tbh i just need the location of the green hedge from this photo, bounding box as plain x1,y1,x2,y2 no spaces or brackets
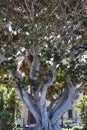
72,126,87,130
72,126,82,130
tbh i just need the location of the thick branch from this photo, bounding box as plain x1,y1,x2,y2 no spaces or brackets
15,87,41,124
22,89,41,122
7,69,41,123
50,88,68,116
40,63,57,109
0,55,7,63
43,62,57,88
47,96,59,116
76,82,87,94
30,54,40,79
51,76,76,123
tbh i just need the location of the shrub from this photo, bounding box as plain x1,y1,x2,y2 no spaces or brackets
65,120,72,125
82,126,87,130
0,87,21,130
77,95,87,127
72,126,82,130
73,126,87,130
0,110,15,130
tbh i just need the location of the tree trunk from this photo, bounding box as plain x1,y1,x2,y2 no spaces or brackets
14,76,86,130
35,119,61,130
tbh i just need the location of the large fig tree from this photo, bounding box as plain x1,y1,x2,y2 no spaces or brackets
0,0,87,130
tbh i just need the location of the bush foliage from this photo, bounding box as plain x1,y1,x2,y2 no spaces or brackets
73,126,87,130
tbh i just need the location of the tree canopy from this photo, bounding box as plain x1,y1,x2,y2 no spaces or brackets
0,0,87,130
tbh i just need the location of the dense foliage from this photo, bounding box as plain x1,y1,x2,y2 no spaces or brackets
0,87,21,130
0,0,87,96
77,95,87,128
73,126,87,130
